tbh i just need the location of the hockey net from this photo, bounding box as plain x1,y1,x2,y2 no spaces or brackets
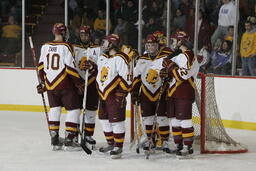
130,73,248,154
192,73,247,153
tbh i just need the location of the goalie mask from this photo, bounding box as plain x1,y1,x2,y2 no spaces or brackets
145,34,159,55
52,23,67,37
101,34,120,52
170,31,190,50
79,25,91,44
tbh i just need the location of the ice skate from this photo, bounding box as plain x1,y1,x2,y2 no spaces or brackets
110,147,123,159
176,145,193,159
63,133,82,152
85,136,96,150
162,140,174,154
50,131,63,151
99,144,114,153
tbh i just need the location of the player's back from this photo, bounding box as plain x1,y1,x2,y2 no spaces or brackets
39,41,78,90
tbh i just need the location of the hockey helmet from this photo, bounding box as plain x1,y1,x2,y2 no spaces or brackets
101,34,120,52
145,34,159,55
52,23,67,35
170,31,190,50
80,25,91,34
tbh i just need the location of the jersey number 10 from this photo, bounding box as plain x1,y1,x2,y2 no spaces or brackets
46,53,60,70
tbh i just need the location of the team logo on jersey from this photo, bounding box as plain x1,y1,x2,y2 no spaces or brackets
78,56,87,70
100,66,109,85
146,69,159,88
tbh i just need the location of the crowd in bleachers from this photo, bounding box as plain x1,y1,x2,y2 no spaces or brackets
0,0,48,65
1,0,256,76
66,0,256,76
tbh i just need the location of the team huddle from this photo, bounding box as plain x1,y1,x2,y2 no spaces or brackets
36,23,199,159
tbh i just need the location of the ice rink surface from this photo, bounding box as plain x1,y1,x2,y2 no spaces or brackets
0,111,255,171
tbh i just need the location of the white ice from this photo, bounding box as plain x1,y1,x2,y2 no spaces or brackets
0,111,255,171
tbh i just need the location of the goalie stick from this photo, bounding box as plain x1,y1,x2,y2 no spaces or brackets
80,69,92,155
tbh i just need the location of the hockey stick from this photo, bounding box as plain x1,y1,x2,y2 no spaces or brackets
80,69,92,154
146,80,167,159
28,36,51,136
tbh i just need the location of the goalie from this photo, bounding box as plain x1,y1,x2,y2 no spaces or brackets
131,34,173,154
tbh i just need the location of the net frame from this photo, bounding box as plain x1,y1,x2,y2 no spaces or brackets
195,73,248,154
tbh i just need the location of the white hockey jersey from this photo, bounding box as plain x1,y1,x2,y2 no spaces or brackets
38,41,81,90
73,44,101,85
167,50,200,99
96,52,131,100
133,47,172,101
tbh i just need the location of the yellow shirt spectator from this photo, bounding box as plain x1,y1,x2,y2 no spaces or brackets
240,31,256,58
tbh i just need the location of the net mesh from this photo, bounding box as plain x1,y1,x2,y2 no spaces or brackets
192,74,248,153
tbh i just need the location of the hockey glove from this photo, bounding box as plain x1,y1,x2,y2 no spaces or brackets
36,83,46,94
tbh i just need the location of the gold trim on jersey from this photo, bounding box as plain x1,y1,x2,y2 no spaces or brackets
97,78,121,100
120,77,131,91
114,138,124,143
131,77,141,89
38,64,44,71
168,79,182,97
45,72,67,90
88,76,96,85
66,67,80,78
141,84,160,102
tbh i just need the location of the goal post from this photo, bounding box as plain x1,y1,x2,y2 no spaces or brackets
130,73,248,154
193,73,248,154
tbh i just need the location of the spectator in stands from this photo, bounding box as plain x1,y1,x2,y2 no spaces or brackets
68,15,81,44
81,8,95,28
185,8,211,50
119,0,138,23
0,16,21,56
211,0,236,49
113,17,127,45
0,0,11,16
224,25,234,42
240,20,256,76
142,17,162,39
209,40,232,75
172,8,186,32
93,9,111,38
142,0,163,25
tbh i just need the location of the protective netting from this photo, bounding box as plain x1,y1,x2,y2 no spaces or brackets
192,74,248,153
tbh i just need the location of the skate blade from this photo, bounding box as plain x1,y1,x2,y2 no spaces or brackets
52,145,63,151
176,154,193,160
63,146,83,152
111,154,122,159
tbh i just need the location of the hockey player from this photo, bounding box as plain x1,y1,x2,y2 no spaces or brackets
131,34,173,154
95,34,131,159
159,31,200,157
36,23,84,151
73,25,101,148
